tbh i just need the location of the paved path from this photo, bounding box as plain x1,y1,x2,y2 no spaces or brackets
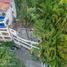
17,28,41,42
15,47,42,67
17,28,33,40
17,28,29,40
15,28,42,67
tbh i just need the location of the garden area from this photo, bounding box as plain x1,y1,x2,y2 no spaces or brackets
15,0,67,67
0,41,26,67
0,0,67,67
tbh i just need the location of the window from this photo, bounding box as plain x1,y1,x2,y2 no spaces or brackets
2,13,6,16
0,12,5,16
0,16,5,22
0,23,5,28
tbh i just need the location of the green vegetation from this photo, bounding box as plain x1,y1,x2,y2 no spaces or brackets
0,41,25,67
16,0,67,67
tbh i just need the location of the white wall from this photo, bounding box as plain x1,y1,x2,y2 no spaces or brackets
11,0,17,18
5,7,13,26
0,0,17,26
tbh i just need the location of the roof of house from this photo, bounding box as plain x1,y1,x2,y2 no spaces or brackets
0,0,11,3
0,0,11,11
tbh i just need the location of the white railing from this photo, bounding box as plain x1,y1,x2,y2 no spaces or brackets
0,28,12,41
9,28,39,50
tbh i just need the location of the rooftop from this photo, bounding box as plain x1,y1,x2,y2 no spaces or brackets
0,0,11,11
0,0,11,3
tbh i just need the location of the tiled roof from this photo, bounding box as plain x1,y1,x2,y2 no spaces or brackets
0,0,11,3
0,0,11,11
0,2,10,11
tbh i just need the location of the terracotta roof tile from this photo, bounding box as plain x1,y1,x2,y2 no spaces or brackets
0,0,11,3
0,0,11,11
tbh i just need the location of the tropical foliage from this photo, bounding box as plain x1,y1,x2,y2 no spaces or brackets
0,41,25,67
16,0,67,67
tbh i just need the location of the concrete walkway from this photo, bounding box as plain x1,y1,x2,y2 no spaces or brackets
15,47,42,67
14,28,42,67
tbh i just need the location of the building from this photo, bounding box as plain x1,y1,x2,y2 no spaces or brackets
0,0,16,41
